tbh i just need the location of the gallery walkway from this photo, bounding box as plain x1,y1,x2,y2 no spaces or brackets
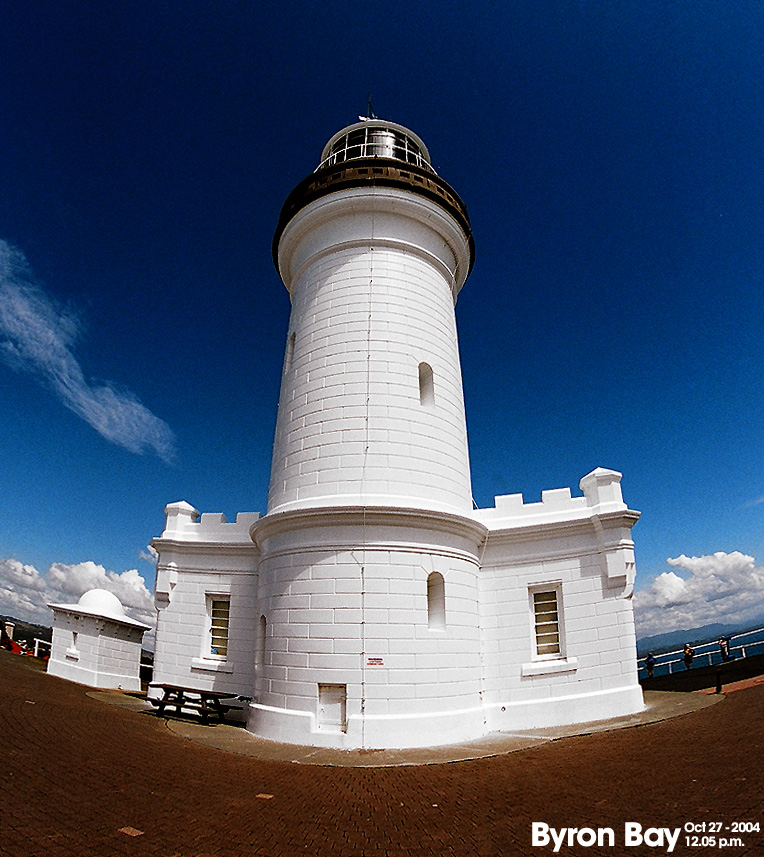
2,649,763,856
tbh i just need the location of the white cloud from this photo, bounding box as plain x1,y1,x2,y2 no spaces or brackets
0,239,176,461
139,544,158,564
0,556,155,631
634,551,764,637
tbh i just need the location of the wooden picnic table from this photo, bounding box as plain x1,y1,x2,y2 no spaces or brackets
149,683,237,724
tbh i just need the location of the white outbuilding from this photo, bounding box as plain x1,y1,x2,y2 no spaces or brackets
48,588,149,691
150,118,644,748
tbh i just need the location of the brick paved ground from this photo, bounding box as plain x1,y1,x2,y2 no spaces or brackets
2,649,763,856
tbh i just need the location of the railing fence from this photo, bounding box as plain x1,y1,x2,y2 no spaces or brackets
638,626,764,678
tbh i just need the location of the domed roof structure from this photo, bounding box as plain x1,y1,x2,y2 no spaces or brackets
77,588,126,619
48,587,150,629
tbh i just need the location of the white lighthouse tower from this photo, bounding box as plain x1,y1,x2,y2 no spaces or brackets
266,120,474,517
150,116,644,752
248,120,487,747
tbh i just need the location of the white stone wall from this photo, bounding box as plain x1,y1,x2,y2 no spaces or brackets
151,476,643,745
476,469,643,730
249,508,485,748
95,621,145,683
48,612,144,691
152,571,259,698
151,504,260,710
269,188,473,517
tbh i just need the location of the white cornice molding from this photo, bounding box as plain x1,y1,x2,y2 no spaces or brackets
48,603,151,631
151,535,260,554
480,507,639,543
277,187,471,300
252,504,488,548
261,540,482,567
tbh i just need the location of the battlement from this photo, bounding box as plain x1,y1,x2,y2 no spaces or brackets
158,501,260,545
476,468,638,587
475,468,629,530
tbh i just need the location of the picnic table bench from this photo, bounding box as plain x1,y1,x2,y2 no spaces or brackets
149,683,237,724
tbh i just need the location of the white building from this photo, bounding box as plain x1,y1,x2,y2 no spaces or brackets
48,589,149,691
151,119,643,748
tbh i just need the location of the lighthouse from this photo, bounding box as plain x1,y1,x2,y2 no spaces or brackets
248,119,487,747
267,119,474,516
150,116,644,752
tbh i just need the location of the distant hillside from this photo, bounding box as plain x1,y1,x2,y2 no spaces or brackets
637,617,764,656
1,614,52,646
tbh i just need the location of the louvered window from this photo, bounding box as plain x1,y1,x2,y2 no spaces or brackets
533,591,561,657
208,596,230,658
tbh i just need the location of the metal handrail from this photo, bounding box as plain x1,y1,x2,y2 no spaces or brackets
316,145,433,173
638,625,764,677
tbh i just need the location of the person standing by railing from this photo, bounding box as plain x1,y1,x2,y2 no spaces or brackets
718,636,732,662
683,643,695,669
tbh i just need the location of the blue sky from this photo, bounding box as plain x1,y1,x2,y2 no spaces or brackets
2,0,764,637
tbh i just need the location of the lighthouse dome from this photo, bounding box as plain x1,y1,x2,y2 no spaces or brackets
317,119,434,173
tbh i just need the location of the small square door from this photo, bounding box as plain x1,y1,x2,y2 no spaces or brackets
317,684,347,732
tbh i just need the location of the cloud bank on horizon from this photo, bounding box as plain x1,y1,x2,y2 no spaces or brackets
0,556,155,630
0,239,175,462
634,551,764,638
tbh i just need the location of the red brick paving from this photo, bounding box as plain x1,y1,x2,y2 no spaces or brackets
699,673,764,695
2,649,763,856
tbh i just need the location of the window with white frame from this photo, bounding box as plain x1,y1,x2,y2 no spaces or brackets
532,589,561,658
206,595,230,659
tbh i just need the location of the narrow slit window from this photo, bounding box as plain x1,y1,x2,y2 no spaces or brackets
427,572,446,631
533,591,561,657
257,614,267,669
418,362,434,406
66,630,79,659
284,331,296,373
207,596,230,658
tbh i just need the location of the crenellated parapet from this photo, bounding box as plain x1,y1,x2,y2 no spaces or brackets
477,467,630,524
475,468,639,589
152,501,261,600
158,500,260,544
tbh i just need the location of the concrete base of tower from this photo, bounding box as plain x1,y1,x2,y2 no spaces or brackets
246,684,643,749
245,700,487,750
484,683,645,733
